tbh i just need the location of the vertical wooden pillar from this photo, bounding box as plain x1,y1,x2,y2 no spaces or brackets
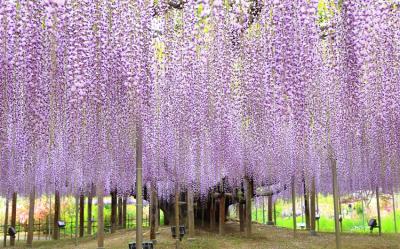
245,178,252,237
304,180,310,230
392,192,397,233
150,184,157,241
135,122,143,249
27,188,35,247
79,195,85,237
123,196,127,229
239,201,245,232
310,177,316,235
75,195,79,246
376,186,382,236
3,197,9,247
262,196,265,224
53,191,60,240
291,177,297,237
187,188,195,239
174,185,180,249
87,189,93,235
331,156,341,249
10,193,17,246
210,196,215,230
219,194,225,235
267,195,274,225
274,202,277,226
111,191,117,233
97,185,105,249
118,196,123,228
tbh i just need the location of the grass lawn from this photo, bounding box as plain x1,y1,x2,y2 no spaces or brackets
3,222,400,249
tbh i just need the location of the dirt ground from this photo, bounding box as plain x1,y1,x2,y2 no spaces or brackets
4,221,400,249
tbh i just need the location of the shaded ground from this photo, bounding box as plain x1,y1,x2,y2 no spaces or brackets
3,221,400,249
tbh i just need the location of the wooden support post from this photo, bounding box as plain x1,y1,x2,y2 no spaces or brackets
267,195,274,225
331,156,341,249
79,194,84,237
123,196,127,229
291,177,297,237
111,191,117,233
97,185,105,249
27,188,35,247
262,196,265,224
316,192,320,232
219,194,225,235
175,184,180,249
239,201,245,232
75,195,79,246
3,197,9,247
310,177,317,235
304,180,310,230
88,188,93,235
210,196,215,231
245,178,252,237
376,186,382,236
392,192,397,233
118,196,123,228
150,184,157,241
187,188,195,239
136,122,143,249
274,202,277,226
53,191,60,240
10,193,17,246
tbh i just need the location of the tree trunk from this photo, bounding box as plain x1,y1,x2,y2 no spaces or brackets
3,197,9,248
310,177,317,235
219,194,225,235
304,180,310,230
87,188,93,235
376,186,382,236
135,122,143,249
118,196,123,228
187,188,195,239
210,196,215,230
27,189,35,247
79,194,84,237
331,156,341,249
111,191,117,233
267,195,274,225
150,184,157,241
245,178,252,237
239,202,245,232
53,191,60,240
10,193,17,246
123,196,127,229
174,185,180,249
291,177,297,237
97,185,105,249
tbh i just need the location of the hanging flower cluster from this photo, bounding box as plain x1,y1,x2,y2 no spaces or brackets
0,0,399,200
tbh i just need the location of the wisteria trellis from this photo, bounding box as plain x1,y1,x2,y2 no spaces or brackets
0,0,399,200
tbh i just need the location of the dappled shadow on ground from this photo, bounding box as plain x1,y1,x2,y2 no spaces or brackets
3,222,400,249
